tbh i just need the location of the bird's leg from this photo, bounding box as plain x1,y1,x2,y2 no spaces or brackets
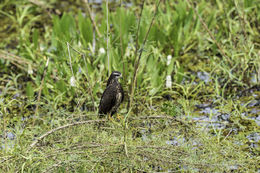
108,113,121,126
109,113,118,123
108,113,113,121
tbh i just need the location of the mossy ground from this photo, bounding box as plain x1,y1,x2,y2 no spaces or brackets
0,0,259,172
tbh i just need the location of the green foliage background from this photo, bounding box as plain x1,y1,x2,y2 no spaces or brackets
0,0,259,172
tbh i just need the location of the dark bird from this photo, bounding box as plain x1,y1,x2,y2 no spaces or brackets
98,71,124,118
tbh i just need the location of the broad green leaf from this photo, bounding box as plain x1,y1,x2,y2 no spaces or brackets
78,12,93,46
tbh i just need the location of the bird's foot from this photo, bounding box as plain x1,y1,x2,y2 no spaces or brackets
108,115,122,127
116,114,123,121
108,114,114,121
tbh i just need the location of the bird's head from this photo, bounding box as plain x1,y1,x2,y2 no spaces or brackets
111,71,122,79
107,71,122,86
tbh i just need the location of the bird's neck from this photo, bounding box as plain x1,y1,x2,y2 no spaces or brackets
107,78,118,86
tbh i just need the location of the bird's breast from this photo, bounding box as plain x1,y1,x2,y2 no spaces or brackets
116,92,122,103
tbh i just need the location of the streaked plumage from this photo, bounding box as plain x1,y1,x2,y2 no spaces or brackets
98,71,124,117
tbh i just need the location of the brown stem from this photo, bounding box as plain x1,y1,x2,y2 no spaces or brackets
83,0,101,38
35,57,50,116
127,0,145,111
30,119,107,148
128,0,162,112
186,0,231,64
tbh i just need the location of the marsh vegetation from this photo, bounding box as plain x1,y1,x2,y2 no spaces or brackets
0,0,259,172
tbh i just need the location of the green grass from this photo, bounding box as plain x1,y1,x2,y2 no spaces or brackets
0,0,260,172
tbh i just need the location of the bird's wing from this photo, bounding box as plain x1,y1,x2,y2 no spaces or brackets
98,84,117,115
120,84,124,103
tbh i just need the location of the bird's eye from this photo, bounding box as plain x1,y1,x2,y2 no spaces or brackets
111,71,122,78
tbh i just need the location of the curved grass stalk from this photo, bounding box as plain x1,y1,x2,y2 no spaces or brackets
29,119,107,148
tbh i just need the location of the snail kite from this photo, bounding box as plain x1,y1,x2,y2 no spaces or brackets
98,71,124,117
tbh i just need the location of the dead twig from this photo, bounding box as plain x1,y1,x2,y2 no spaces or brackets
128,0,162,111
30,119,107,148
127,0,145,111
129,115,191,127
0,50,35,71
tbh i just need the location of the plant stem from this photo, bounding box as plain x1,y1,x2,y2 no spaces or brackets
29,119,107,148
106,0,110,75
83,0,101,37
35,57,49,117
186,0,231,64
127,0,145,111
128,0,162,112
